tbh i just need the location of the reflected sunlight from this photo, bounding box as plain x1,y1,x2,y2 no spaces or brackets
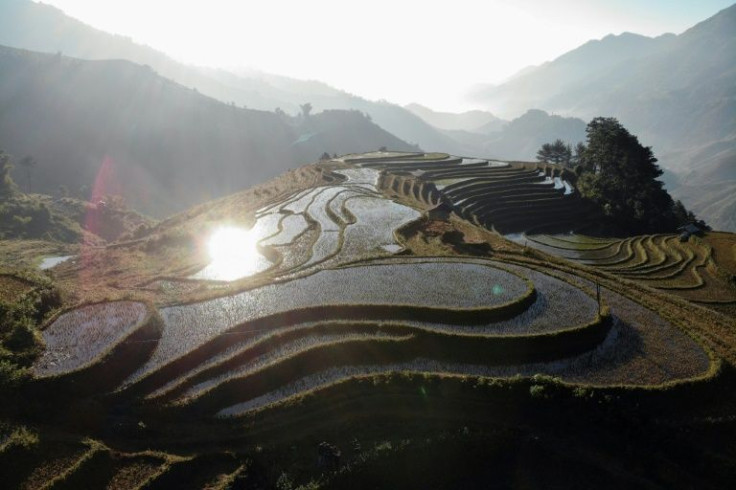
192,225,273,281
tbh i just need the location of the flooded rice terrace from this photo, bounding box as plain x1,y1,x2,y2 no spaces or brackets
189,165,421,281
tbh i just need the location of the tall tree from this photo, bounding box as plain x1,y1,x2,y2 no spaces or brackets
0,150,18,198
18,156,37,194
536,139,572,165
576,117,686,232
536,143,553,163
571,142,586,166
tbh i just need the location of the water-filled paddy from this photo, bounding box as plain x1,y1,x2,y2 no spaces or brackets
260,214,309,246
332,167,381,186
39,255,74,270
34,301,147,376
128,261,529,383
338,196,420,259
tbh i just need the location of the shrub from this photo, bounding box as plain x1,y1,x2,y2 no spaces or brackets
4,320,36,351
0,425,39,452
529,384,546,398
0,360,31,392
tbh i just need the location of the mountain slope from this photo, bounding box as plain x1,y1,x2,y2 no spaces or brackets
481,110,586,161
0,46,415,216
0,0,462,155
1,152,734,488
470,4,736,230
470,32,675,120
470,4,736,154
404,103,505,133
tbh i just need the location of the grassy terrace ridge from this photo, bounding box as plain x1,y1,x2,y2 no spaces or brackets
520,230,736,311
1,151,735,488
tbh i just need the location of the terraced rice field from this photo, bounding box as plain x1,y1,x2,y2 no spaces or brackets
34,301,149,377
12,152,735,487
187,165,421,282
514,232,736,310
353,153,591,233
42,248,710,424
30,152,724,416
0,434,240,490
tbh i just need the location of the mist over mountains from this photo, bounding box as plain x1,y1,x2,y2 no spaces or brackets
0,45,414,216
0,0,462,155
0,0,734,229
469,3,736,230
470,6,736,157
404,104,505,133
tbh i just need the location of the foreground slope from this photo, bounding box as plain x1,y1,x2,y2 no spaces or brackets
1,153,735,488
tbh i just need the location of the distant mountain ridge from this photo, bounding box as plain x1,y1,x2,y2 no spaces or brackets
2,0,734,230
469,32,676,120
471,4,736,159
0,45,415,216
479,110,586,161
470,3,736,231
0,0,462,155
404,104,505,133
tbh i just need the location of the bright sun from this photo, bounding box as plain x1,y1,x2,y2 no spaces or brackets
208,226,257,263
193,225,272,281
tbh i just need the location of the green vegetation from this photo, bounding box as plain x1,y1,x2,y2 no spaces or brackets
536,138,572,165
575,117,693,233
535,118,699,234
0,194,78,242
0,149,18,198
0,149,153,243
0,273,61,393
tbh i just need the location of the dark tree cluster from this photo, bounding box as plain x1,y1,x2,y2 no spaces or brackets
536,140,588,168
536,139,572,166
534,118,699,233
0,150,20,198
574,117,696,233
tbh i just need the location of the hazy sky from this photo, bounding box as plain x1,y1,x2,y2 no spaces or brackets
35,0,734,111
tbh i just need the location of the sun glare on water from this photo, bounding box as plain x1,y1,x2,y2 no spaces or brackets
192,225,272,281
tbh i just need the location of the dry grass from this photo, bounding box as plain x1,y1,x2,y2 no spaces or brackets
0,240,76,272
704,232,736,274
105,455,167,490
19,443,90,490
0,274,35,303
518,231,736,309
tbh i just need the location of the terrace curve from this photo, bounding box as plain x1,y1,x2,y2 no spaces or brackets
34,301,148,377
126,260,535,388
348,153,592,233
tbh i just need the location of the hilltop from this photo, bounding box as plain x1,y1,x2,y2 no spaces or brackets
0,152,734,488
